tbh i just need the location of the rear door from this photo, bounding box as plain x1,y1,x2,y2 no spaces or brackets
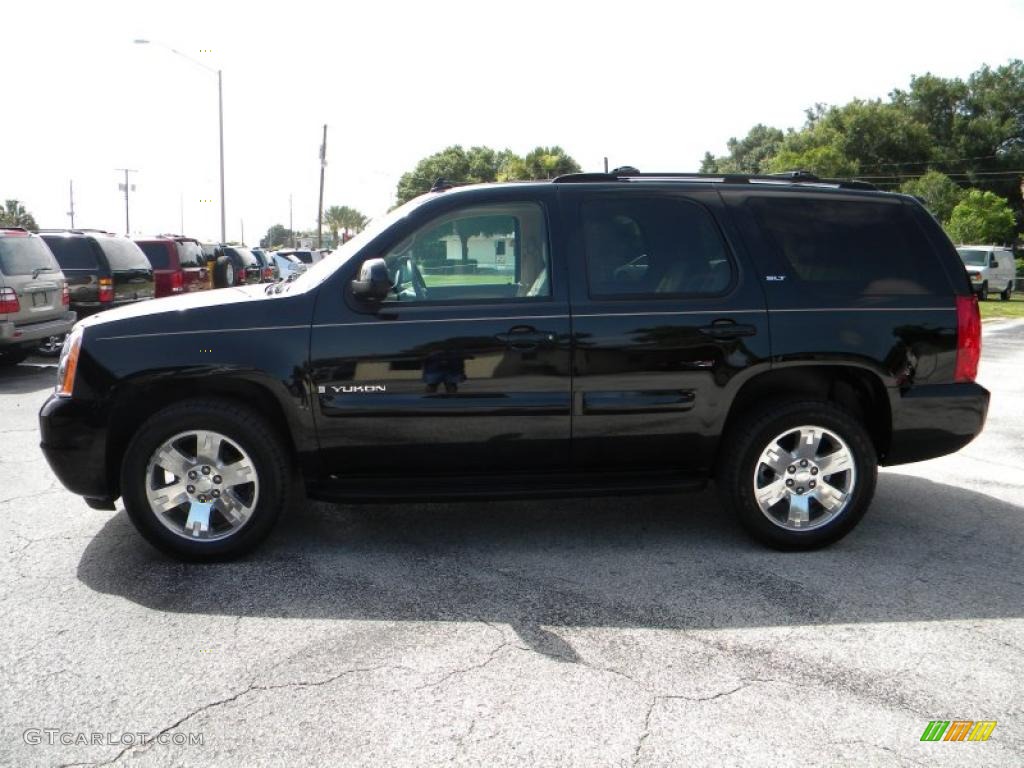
41,235,101,307
310,191,572,475
96,237,155,304
565,187,771,472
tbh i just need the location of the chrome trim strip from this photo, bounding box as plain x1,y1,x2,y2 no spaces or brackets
771,307,953,313
314,314,569,328
96,325,309,341
572,309,765,319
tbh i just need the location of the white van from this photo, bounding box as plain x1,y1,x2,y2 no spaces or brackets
957,245,1015,301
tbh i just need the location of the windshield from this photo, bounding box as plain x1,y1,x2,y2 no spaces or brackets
287,196,434,292
0,235,58,276
957,249,990,267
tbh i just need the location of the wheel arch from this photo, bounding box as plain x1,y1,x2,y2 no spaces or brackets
716,364,892,470
104,373,306,499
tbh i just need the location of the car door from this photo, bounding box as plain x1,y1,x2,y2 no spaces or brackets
309,190,572,476
564,187,771,473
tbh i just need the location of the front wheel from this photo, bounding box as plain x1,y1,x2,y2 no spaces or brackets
37,334,66,357
979,282,989,301
120,399,291,560
717,401,877,550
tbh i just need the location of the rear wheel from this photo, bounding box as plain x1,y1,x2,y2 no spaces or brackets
1000,282,1012,301
717,400,877,550
120,399,291,560
37,334,66,357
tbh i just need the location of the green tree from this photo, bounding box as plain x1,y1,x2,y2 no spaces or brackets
700,124,785,174
261,224,293,249
945,190,1017,244
900,171,965,222
1,200,37,230
324,205,368,245
395,145,581,204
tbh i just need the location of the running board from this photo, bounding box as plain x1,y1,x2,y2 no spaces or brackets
306,471,706,503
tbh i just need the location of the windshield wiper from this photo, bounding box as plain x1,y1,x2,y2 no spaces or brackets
32,266,55,278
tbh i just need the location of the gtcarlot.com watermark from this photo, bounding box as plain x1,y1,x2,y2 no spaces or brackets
24,728,204,747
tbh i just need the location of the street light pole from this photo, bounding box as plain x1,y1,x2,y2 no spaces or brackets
134,39,226,243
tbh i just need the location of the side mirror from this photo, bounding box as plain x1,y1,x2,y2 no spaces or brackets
351,258,391,300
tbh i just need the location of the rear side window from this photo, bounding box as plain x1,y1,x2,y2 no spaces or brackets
42,236,100,270
175,241,203,269
0,236,58,276
136,241,173,270
582,196,733,298
97,238,151,271
747,196,948,296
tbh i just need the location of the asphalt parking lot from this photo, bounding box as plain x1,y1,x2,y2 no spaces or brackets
1,323,1023,767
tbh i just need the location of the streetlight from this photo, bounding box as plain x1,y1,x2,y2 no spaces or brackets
134,39,226,243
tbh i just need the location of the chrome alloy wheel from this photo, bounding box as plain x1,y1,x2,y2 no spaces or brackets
752,425,856,531
144,430,259,541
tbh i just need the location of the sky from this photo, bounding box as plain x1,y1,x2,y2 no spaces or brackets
4,0,1024,244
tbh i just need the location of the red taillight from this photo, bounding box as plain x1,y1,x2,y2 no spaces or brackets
0,287,19,314
62,283,70,307
263,267,274,280
955,294,981,382
98,277,114,303
170,271,184,293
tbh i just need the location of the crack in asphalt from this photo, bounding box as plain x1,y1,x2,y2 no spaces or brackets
64,665,392,767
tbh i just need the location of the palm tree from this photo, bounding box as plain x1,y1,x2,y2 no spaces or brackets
324,205,368,246
1,200,38,230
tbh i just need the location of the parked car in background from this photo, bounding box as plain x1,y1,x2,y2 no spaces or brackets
271,251,307,281
250,247,279,282
0,228,75,365
276,248,319,267
134,235,211,298
220,246,262,285
40,230,153,329
957,245,1015,300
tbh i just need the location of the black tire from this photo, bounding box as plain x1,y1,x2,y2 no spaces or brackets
213,255,236,288
0,348,30,366
37,334,66,357
1000,283,1012,301
979,282,989,301
716,400,878,550
119,398,291,561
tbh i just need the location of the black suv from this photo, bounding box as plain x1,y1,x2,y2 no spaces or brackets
38,171,988,560
39,230,155,319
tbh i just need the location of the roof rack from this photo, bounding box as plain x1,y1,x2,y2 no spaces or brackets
552,168,877,191
36,228,118,235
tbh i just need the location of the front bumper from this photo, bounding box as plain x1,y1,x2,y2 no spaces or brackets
39,394,114,500
883,381,990,465
0,312,76,346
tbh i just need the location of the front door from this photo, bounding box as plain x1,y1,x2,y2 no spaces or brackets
310,194,572,476
564,188,771,473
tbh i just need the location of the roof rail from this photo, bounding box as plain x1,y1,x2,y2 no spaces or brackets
552,168,877,191
36,227,117,235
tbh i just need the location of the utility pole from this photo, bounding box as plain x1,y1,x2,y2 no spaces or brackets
289,194,294,247
67,180,76,228
116,169,138,235
603,157,609,173
240,219,245,246
317,124,327,249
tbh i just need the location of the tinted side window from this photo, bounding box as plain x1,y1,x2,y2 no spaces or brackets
41,236,100,270
582,196,732,298
747,196,949,296
97,238,151,271
175,241,203,268
137,241,172,270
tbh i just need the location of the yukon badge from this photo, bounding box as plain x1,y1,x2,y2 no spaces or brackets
318,384,387,394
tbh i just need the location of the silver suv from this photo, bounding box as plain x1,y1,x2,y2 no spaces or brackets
0,228,76,366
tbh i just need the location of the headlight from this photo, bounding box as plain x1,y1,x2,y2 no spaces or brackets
55,326,83,397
